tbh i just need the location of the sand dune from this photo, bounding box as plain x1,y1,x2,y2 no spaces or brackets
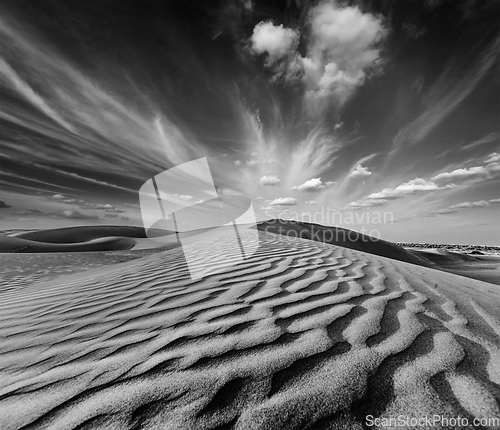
1,230,499,429
0,233,137,253
11,226,171,243
0,226,176,254
258,220,434,268
413,249,500,286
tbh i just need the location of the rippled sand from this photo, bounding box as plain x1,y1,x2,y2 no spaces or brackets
1,231,499,429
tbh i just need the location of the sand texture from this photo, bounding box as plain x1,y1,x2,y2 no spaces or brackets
1,231,500,429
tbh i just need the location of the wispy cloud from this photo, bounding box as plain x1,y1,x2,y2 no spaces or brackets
1,153,138,194
351,150,500,211
448,200,490,209
283,127,342,187
0,11,205,180
390,34,500,156
0,59,76,133
431,152,500,186
348,178,448,209
462,132,499,151
15,208,100,221
407,197,500,220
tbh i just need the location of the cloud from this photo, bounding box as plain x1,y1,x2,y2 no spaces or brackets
175,194,193,201
413,197,500,218
485,152,500,164
351,177,449,209
390,34,500,154
120,216,130,221
402,22,427,39
352,153,500,214
291,178,325,192
393,178,441,192
15,207,100,221
0,200,11,209
250,21,300,65
284,127,342,186
0,58,76,133
430,153,500,186
246,157,278,166
104,208,126,214
303,1,387,108
155,192,193,204
259,175,281,186
268,197,298,206
435,208,458,215
248,1,387,109
250,21,303,83
241,0,253,11
462,132,499,151
446,198,500,211
52,210,100,220
104,214,119,218
367,188,406,200
432,166,489,185
0,13,207,186
367,178,442,201
305,200,319,205
348,164,372,179
39,164,137,194
346,199,387,210
16,209,43,216
448,200,490,209
411,75,425,95
51,194,66,200
0,154,138,194
75,202,126,214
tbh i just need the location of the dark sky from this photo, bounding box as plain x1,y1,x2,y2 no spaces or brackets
0,0,499,243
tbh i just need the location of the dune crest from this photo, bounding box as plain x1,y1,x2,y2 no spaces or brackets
0,232,499,429
12,226,170,243
0,233,137,253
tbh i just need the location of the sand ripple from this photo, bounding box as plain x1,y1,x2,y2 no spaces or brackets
0,232,499,429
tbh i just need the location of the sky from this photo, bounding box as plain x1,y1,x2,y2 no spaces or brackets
0,0,499,244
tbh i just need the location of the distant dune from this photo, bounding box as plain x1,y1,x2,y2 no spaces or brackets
2,222,498,287
258,220,433,267
0,233,137,253
0,226,175,253
413,249,500,286
12,225,171,243
0,229,499,429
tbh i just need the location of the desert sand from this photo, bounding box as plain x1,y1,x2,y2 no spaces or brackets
0,225,500,429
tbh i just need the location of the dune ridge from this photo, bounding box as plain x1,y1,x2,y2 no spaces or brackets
0,231,499,429
11,226,171,243
0,226,176,254
0,233,137,253
257,220,434,268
